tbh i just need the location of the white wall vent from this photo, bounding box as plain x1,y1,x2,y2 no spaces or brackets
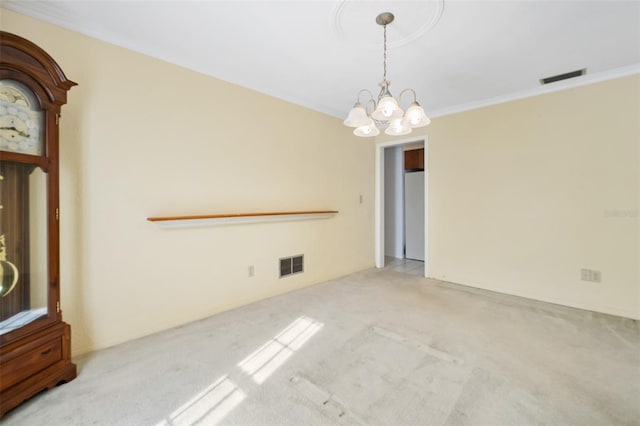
280,255,304,278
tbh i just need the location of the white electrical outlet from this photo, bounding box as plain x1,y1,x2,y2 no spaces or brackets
581,268,601,283
248,265,254,277
581,269,590,281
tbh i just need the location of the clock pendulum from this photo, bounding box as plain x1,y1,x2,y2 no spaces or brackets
0,174,19,297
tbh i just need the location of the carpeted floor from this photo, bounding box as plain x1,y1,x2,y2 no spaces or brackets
3,268,639,425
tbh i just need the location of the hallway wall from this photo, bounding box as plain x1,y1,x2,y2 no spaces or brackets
384,146,405,259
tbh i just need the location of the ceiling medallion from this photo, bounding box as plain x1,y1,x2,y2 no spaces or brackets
331,0,444,50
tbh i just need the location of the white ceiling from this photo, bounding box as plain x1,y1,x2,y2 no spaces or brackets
3,0,640,119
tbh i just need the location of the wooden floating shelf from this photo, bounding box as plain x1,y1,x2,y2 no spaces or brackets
147,210,339,229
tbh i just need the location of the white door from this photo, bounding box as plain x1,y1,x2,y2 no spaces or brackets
405,171,425,261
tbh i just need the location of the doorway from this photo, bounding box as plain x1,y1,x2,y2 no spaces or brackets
375,136,428,277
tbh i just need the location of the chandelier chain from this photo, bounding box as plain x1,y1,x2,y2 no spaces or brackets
383,24,387,82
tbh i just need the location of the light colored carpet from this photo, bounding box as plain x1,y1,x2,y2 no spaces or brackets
3,268,639,425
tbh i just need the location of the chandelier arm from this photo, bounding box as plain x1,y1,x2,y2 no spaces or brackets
356,89,374,104
398,88,417,108
377,84,387,101
365,98,377,115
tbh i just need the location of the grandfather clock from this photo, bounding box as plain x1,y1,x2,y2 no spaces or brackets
0,31,77,417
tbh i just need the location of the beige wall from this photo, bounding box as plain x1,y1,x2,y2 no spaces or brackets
1,10,375,355
381,75,640,319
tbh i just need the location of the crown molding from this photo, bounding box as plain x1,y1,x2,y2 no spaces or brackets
428,64,640,118
3,2,74,32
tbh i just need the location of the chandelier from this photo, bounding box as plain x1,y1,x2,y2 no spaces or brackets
343,12,431,137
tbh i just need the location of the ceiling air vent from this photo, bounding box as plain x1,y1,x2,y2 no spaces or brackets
540,69,586,85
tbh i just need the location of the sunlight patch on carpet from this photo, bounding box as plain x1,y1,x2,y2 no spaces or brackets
156,375,246,426
238,316,323,384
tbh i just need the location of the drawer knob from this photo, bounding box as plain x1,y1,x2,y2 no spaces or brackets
41,349,52,355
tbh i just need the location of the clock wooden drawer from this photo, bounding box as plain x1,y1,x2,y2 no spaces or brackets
0,336,62,392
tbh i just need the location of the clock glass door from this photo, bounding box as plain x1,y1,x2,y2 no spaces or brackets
0,79,49,335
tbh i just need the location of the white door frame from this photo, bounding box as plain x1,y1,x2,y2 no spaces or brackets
375,136,429,277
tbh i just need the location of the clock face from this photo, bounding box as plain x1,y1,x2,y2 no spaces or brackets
0,80,44,156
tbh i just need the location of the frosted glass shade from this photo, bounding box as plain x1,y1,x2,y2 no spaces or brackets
353,118,380,137
371,96,403,121
403,102,431,128
343,103,369,128
385,118,412,136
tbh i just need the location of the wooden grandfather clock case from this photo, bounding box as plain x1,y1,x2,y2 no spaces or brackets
0,31,77,417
